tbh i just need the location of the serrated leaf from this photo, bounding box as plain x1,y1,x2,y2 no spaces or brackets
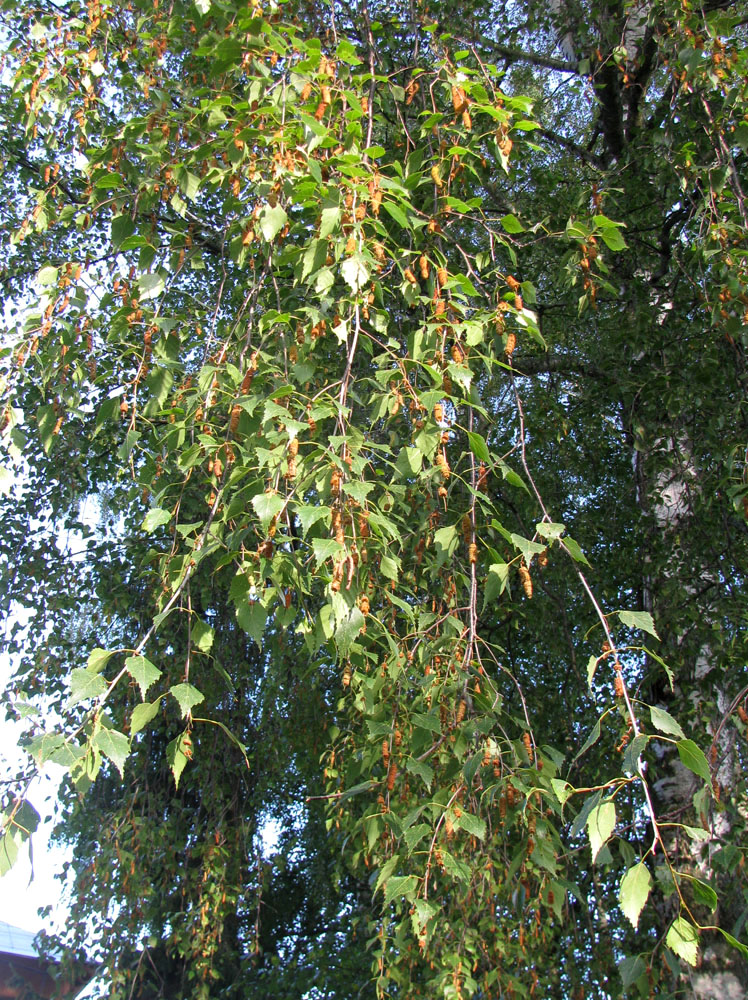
500,213,524,233
456,811,486,841
619,862,652,929
192,619,214,653
260,204,288,241
334,606,365,657
130,700,161,736
312,537,343,564
0,830,19,877
404,823,431,854
563,535,590,565
236,600,268,648
406,758,434,789
138,272,165,301
466,431,490,462
687,876,717,910
617,610,659,638
142,507,171,532
341,255,369,292
67,668,107,708
619,955,647,989
94,728,130,777
587,801,616,862
677,739,711,784
412,712,442,734
296,504,329,535
587,654,599,688
166,731,192,788
574,717,602,761
650,705,685,739
374,854,401,896
169,683,204,717
599,227,627,251
252,492,284,532
551,779,573,806
37,265,58,286
717,928,748,959
382,874,417,907
87,647,114,673
666,917,699,966
125,655,162,700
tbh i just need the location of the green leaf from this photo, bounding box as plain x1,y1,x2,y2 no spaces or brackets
37,265,58,286
716,928,748,960
252,492,285,532
598,227,627,251
383,873,418,907
535,522,565,540
341,255,369,292
574,717,601,761
562,535,590,565
650,706,685,739
169,683,204,717
0,829,19,877
404,823,431,854
619,862,652,929
677,739,711,784
125,655,162,700
296,504,329,536
618,955,647,990
381,200,411,229
617,610,659,638
666,917,699,967
395,446,422,477
236,600,268,647
87,647,114,673
67,668,107,708
551,779,573,807
138,272,165,301
142,507,171,532
500,213,524,233
166,731,192,788
94,728,130,777
334,606,365,657
192,619,214,652
586,654,599,688
130,700,161,736
466,431,490,462
260,204,288,241
433,524,459,564
456,811,486,841
411,712,442,734
686,875,717,910
586,801,616,862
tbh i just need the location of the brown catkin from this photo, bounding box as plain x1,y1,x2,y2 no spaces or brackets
419,255,430,280
518,562,533,598
505,331,517,359
230,404,241,434
614,672,625,698
437,266,448,287
404,267,418,285
456,698,467,724
342,664,352,687
434,401,444,423
387,761,397,791
522,732,533,763
468,542,478,564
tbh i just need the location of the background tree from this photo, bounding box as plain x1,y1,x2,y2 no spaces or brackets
1,0,747,997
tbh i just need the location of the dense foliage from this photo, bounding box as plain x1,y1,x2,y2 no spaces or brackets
1,0,747,996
